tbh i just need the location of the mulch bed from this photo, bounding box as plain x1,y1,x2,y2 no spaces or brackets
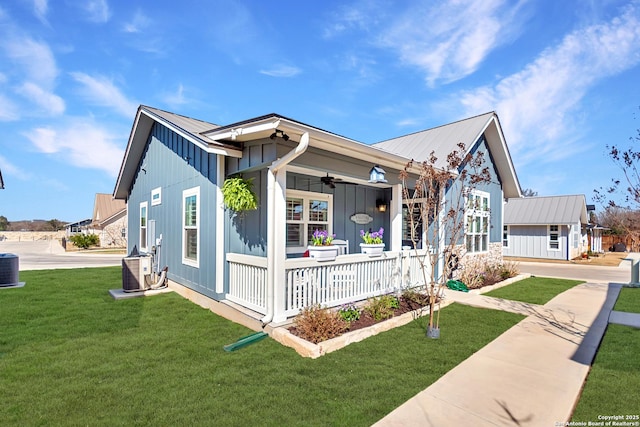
288,294,433,343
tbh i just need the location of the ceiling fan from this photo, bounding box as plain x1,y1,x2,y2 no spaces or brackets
320,173,356,189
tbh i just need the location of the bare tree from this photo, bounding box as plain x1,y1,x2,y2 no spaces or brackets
400,142,492,338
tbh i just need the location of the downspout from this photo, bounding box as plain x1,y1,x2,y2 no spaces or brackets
262,132,310,326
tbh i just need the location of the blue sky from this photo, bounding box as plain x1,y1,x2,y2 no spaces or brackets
1,0,640,222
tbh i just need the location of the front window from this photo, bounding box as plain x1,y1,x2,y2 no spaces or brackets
503,225,509,247
183,187,200,266
549,225,560,250
465,190,490,253
402,201,424,249
286,190,332,253
139,201,148,251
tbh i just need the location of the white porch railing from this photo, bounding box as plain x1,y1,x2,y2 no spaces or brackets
226,250,432,319
226,253,268,314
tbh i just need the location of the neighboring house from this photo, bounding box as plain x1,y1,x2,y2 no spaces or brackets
113,106,521,324
89,193,127,247
65,219,92,236
0,168,4,189
503,195,589,260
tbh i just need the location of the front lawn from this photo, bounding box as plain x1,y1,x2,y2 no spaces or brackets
483,276,583,305
571,324,640,421
1,267,524,426
613,287,640,313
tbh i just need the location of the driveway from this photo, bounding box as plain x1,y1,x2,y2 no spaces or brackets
0,240,123,271
517,259,631,284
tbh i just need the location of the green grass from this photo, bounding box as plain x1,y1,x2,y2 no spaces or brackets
483,276,583,305
0,267,525,426
571,324,640,421
613,287,640,313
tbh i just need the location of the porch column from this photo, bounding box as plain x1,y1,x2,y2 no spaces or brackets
215,155,225,294
390,183,403,251
272,167,288,323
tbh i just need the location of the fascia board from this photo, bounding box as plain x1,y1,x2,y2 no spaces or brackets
140,109,242,158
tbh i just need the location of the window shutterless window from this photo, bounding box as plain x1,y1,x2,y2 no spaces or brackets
503,225,509,247
286,190,332,253
182,187,200,267
139,201,148,251
465,190,490,253
549,224,560,250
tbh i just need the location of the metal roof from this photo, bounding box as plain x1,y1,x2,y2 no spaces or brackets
92,193,126,225
372,111,521,198
504,195,588,225
373,112,495,167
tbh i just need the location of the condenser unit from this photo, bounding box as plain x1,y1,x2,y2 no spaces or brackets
122,255,152,292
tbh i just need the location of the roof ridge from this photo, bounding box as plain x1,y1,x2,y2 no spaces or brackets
141,105,221,131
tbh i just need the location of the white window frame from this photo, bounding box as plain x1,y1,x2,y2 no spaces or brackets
503,224,509,248
465,190,490,253
548,224,560,251
286,189,333,254
139,201,148,252
182,186,200,267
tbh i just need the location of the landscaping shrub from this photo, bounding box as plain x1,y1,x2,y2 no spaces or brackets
363,294,399,321
293,305,348,344
69,233,100,249
338,303,360,323
458,257,520,289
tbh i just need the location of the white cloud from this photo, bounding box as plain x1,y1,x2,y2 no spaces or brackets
259,65,301,78
457,1,640,162
25,119,125,177
82,0,111,23
17,82,65,115
0,93,20,121
33,0,48,24
378,0,526,85
1,36,58,87
0,154,30,180
161,84,189,108
70,72,138,117
122,9,151,33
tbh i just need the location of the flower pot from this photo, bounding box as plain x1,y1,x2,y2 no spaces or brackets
307,245,338,262
360,243,385,257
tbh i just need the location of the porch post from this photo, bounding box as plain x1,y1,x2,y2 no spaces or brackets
391,183,403,252
272,166,288,323
215,155,225,294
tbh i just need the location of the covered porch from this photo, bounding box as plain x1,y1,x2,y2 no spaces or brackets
226,249,432,323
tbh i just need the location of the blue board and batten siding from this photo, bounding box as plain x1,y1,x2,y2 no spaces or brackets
127,123,221,299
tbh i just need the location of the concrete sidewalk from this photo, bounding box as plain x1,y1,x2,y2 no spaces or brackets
374,282,623,426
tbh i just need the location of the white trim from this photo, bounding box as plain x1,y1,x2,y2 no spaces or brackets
151,187,162,206
285,189,333,254
465,189,490,253
502,225,510,248
182,186,200,267
139,201,148,252
548,224,560,251
215,156,225,293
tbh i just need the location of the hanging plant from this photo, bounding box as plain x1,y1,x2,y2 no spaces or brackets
222,176,258,213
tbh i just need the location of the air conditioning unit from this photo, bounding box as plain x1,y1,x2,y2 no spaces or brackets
122,255,152,292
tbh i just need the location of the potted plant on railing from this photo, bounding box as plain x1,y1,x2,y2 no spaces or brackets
307,229,338,261
360,227,385,257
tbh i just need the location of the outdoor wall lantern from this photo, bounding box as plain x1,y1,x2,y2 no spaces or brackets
368,165,387,183
376,199,388,212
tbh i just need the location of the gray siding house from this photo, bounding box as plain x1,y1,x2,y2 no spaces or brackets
503,195,588,260
113,107,521,325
